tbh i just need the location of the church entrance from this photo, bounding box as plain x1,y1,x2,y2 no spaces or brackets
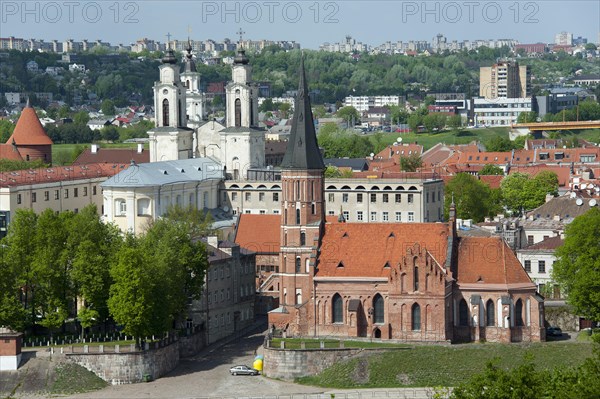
373,328,381,339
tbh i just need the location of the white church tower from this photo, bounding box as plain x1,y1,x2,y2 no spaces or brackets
180,40,206,130
219,47,265,180
147,47,194,162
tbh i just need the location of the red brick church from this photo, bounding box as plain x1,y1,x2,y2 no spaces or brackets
262,59,544,343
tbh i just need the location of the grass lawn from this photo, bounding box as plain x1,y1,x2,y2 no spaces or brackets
50,363,107,395
370,127,510,151
296,341,595,388
271,338,409,350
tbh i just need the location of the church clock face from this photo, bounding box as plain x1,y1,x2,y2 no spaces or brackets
163,89,168,95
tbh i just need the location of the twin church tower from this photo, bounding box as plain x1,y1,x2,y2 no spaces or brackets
148,42,265,179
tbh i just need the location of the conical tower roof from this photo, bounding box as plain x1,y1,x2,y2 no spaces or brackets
8,101,53,145
280,56,324,170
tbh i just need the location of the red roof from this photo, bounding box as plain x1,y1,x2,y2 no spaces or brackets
72,147,150,165
317,223,449,277
508,165,571,187
457,237,534,286
7,105,53,146
235,214,281,254
0,163,128,188
0,144,24,161
525,236,564,250
479,175,504,189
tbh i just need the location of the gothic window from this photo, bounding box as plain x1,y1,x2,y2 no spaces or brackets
162,99,169,126
311,203,316,215
459,299,469,326
295,257,301,273
515,299,524,326
373,294,384,324
413,261,419,292
486,299,495,326
296,208,300,225
411,303,421,331
332,294,343,323
300,232,306,246
235,98,241,127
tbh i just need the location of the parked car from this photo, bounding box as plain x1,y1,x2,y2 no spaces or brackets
229,365,259,376
546,326,563,337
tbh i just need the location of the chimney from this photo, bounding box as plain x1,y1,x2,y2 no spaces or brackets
137,143,143,153
207,235,218,249
91,144,99,154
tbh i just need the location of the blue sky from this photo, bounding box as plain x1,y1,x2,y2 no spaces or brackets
2,1,599,48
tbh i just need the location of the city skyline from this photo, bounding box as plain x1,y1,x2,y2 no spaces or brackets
2,1,599,49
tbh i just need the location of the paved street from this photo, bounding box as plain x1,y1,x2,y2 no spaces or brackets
62,331,439,399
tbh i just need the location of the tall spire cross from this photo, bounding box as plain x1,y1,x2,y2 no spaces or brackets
165,32,172,50
236,28,245,43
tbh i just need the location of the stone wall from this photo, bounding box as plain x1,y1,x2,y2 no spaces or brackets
179,331,205,358
263,345,362,380
67,342,179,385
545,303,580,331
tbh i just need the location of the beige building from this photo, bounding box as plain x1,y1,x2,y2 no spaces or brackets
480,61,531,99
222,177,445,223
0,164,126,238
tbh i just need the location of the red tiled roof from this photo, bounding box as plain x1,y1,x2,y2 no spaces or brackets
479,175,504,189
317,223,449,277
0,163,128,188
235,214,281,254
0,144,24,161
508,165,571,187
8,105,53,146
72,148,150,165
457,237,534,286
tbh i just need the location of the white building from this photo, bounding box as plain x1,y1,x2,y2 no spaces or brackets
100,158,223,235
516,236,563,298
343,96,403,112
473,97,533,126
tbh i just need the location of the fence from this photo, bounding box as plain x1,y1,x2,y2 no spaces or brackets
23,332,130,348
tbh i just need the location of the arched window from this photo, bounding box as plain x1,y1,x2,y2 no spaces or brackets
295,257,301,273
296,208,300,225
296,292,302,305
459,299,469,326
300,232,306,246
311,203,316,215
486,300,495,326
373,294,384,324
515,299,524,326
414,264,419,291
411,303,421,330
162,99,169,126
332,294,343,324
234,98,241,127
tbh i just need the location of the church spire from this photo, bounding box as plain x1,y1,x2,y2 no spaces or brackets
280,55,324,170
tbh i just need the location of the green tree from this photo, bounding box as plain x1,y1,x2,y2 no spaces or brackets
162,205,214,240
500,172,558,214
73,110,90,125
313,104,327,119
445,173,501,222
517,111,538,123
324,165,342,178
101,125,120,142
58,104,71,119
479,164,504,176
108,238,157,345
552,208,600,321
388,105,409,125
101,99,116,116
447,114,462,130
485,136,516,152
278,102,292,119
0,120,15,143
336,106,360,126
259,98,274,112
407,113,422,133
400,154,423,172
